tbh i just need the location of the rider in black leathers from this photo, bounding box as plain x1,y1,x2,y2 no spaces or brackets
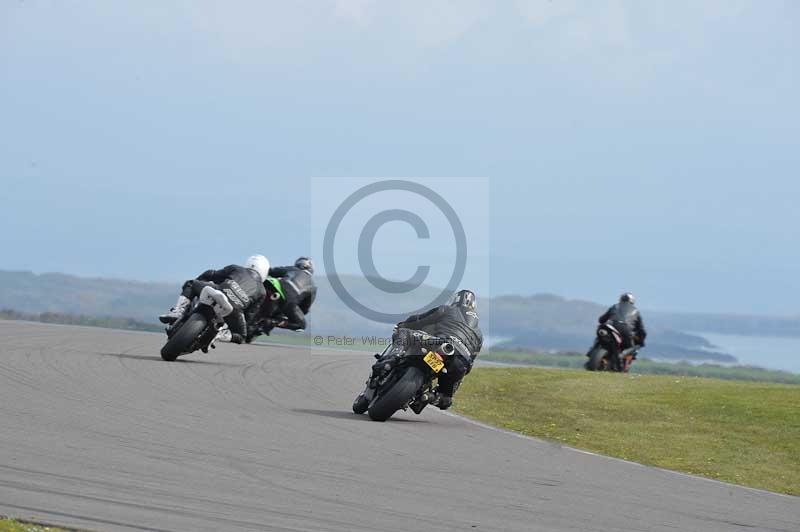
248,257,317,341
598,293,647,369
392,290,483,410
160,256,268,345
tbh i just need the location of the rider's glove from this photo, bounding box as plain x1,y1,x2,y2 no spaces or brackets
245,327,263,343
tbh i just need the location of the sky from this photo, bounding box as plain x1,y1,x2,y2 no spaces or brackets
1,1,798,315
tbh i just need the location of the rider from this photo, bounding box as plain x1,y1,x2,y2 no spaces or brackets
598,293,647,369
159,255,270,344
393,289,483,410
247,257,317,341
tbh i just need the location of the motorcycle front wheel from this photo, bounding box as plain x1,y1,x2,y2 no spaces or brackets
161,313,208,361
352,393,369,415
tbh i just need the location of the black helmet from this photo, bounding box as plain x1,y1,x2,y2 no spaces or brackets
448,289,477,311
295,257,314,274
620,293,636,304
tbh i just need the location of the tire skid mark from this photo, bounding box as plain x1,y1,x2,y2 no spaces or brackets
0,502,177,532
0,462,337,525
0,481,309,532
1,322,797,532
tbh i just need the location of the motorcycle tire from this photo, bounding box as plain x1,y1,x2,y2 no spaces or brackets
161,313,208,361
586,346,608,371
352,394,369,415
368,366,425,422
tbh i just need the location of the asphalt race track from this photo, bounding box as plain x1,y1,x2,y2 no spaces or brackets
0,322,797,532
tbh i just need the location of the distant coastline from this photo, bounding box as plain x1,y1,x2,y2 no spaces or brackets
3,269,800,370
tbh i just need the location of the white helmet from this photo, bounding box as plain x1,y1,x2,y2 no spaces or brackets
245,255,270,283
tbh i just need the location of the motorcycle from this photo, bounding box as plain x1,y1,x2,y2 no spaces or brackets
160,285,232,361
585,322,639,372
352,328,459,422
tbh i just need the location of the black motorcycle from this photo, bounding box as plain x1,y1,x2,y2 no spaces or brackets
585,322,639,372
160,286,230,361
352,329,458,422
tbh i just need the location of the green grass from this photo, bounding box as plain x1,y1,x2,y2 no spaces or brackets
484,350,800,384
454,367,800,495
0,309,162,333
0,518,71,532
260,339,800,385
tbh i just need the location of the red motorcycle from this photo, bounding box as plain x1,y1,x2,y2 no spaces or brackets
585,323,639,372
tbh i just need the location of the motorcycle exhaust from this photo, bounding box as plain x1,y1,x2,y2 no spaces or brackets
440,342,455,356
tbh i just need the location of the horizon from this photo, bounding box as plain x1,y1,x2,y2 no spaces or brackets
4,267,799,320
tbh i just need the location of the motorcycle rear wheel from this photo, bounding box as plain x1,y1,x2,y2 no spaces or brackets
161,313,208,361
368,366,425,422
586,346,608,371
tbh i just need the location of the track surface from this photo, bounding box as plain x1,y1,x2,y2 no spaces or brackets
0,322,797,532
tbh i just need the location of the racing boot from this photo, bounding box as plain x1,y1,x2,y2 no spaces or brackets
411,389,437,414
436,394,453,410
159,295,190,324
215,325,233,343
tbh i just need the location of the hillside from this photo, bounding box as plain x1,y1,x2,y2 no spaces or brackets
487,294,735,361
0,270,174,321
3,269,798,363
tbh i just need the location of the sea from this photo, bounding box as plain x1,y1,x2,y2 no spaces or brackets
483,333,800,374
693,332,800,374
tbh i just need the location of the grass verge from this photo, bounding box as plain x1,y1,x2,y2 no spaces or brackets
0,309,161,333
453,367,800,495
484,350,800,384
0,518,71,532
